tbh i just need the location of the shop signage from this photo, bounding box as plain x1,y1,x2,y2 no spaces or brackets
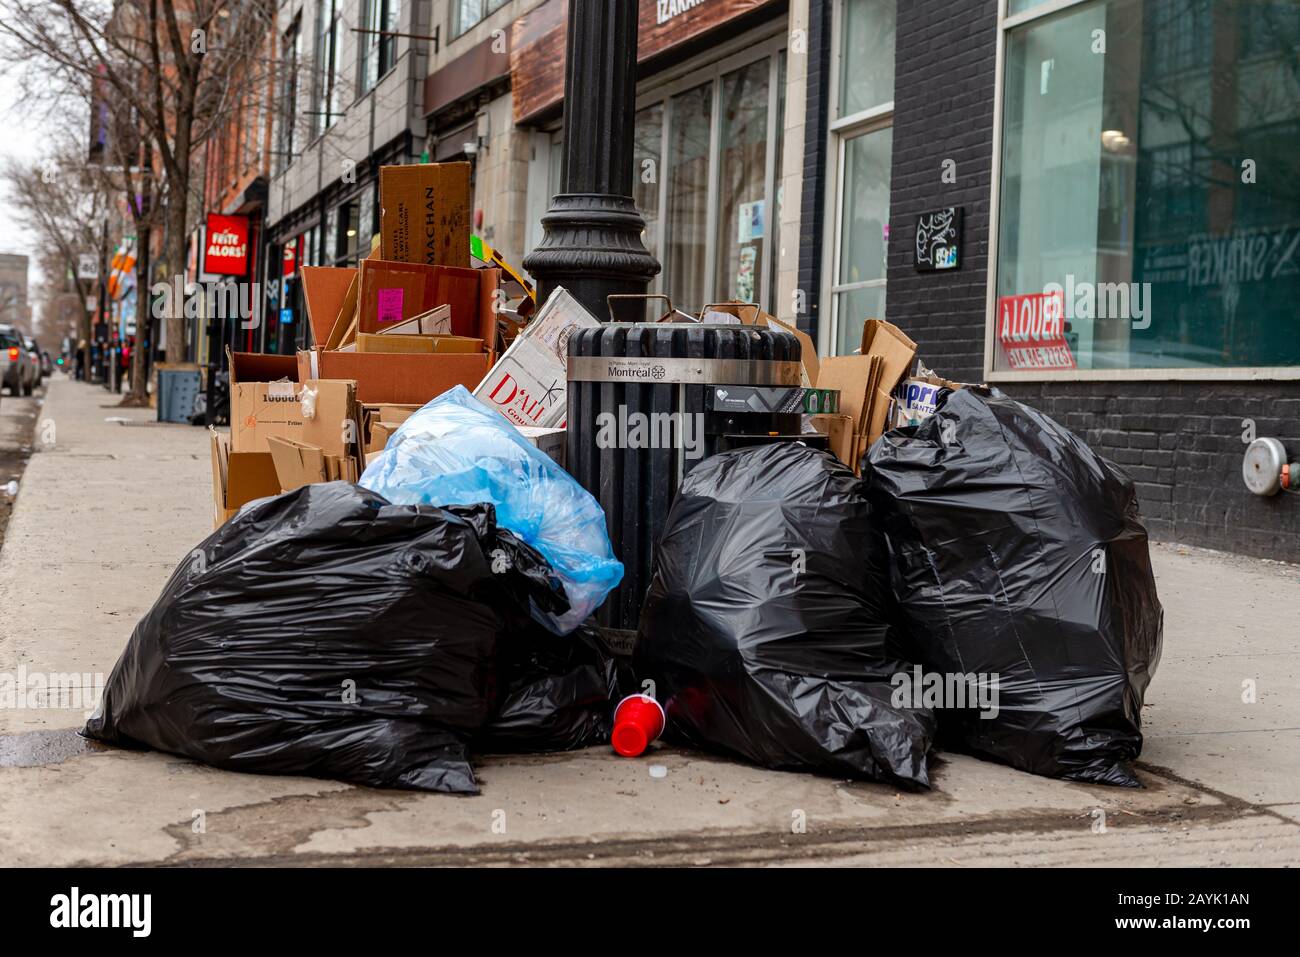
511,0,777,123
915,207,962,271
204,214,250,276
996,290,1076,370
282,238,298,277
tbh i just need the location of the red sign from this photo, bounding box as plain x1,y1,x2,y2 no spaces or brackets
204,214,250,276
282,237,298,277
997,291,1076,370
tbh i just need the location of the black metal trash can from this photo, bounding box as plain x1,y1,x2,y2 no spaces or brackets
566,321,805,639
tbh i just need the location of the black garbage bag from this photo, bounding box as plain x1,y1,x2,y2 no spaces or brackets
634,443,936,789
476,623,620,753
83,482,569,794
864,388,1163,787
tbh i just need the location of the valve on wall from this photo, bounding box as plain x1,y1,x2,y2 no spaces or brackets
1242,437,1298,496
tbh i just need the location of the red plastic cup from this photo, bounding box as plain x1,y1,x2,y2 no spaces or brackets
612,693,666,757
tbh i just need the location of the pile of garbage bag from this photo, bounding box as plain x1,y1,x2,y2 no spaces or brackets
361,385,622,636
864,387,1163,787
633,442,936,789
84,482,616,793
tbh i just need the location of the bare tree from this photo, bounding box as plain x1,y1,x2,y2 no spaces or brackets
0,0,277,368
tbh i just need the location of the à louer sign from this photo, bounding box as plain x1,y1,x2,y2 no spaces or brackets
205,214,250,276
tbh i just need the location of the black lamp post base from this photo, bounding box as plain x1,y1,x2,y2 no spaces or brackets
524,193,660,321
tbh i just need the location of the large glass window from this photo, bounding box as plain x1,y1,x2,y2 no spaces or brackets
358,0,400,95
639,42,786,315
828,0,895,354
665,83,713,312
453,0,509,40
715,60,770,305
993,0,1300,373
312,0,341,137
633,104,664,267
276,17,301,174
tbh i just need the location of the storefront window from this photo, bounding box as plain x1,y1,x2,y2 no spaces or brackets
634,104,664,265
666,82,713,313
715,60,770,305
993,0,1300,373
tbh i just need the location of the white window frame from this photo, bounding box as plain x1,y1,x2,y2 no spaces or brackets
821,0,895,358
984,0,1300,381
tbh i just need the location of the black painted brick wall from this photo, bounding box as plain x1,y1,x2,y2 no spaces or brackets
884,0,1300,561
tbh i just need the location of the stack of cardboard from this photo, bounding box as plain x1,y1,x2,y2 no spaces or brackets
297,162,505,406
210,351,364,527
813,319,917,472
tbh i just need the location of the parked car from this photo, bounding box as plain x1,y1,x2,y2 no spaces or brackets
40,350,53,378
24,336,44,388
0,324,36,397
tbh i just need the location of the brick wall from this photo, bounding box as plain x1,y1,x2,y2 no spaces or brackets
884,0,1300,561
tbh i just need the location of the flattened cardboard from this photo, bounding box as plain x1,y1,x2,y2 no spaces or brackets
210,430,279,528
808,414,854,466
376,303,451,336
356,332,483,354
300,266,357,345
859,319,917,442
299,349,492,405
378,162,471,269
474,286,598,428
267,435,329,491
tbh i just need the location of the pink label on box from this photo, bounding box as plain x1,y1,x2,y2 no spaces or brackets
377,287,404,323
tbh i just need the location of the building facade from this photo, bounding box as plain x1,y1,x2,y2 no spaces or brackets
265,0,433,353
260,0,1300,559
831,0,1299,560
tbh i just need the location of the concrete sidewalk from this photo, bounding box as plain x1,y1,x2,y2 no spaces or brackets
1,376,1298,866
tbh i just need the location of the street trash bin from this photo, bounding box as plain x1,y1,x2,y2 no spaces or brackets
633,442,936,789
157,368,201,423
864,387,1164,787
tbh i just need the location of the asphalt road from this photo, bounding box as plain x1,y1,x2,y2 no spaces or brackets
0,373,46,551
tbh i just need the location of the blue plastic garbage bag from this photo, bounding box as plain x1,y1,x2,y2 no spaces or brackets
361,386,623,634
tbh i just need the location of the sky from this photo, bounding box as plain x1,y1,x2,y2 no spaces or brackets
0,66,56,322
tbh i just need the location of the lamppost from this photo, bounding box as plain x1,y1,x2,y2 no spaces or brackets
522,0,659,321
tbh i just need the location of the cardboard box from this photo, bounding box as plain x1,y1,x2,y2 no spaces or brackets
358,260,494,339
210,430,279,528
368,421,399,454
808,413,855,467
267,436,329,491
299,349,492,405
300,266,358,344
378,162,470,269
516,425,566,467
474,286,599,428
377,304,451,336
230,357,360,459
356,333,483,354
